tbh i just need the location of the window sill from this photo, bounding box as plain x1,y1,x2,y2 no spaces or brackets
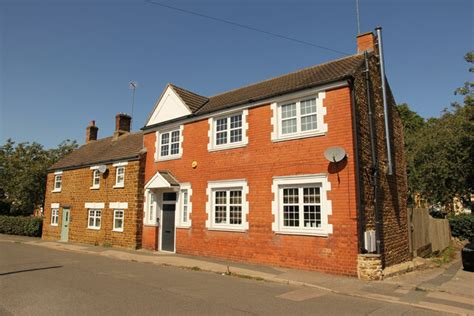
208,227,247,233
143,222,158,227
112,229,124,233
272,131,326,143
51,224,58,227
274,230,329,237
51,189,62,193
113,185,124,189
87,227,101,230
90,186,100,190
155,154,182,162
176,225,191,229
208,142,247,152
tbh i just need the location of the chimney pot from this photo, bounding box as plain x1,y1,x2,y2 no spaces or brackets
86,120,98,143
357,31,376,53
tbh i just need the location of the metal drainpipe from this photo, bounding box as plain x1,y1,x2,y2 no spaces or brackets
364,51,382,254
375,26,393,176
350,81,365,254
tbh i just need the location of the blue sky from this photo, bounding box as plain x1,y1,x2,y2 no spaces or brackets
1,0,472,148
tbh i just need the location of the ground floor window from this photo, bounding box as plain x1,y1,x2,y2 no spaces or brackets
272,174,332,236
178,184,192,228
51,208,59,226
206,180,248,231
113,210,124,232
88,209,102,229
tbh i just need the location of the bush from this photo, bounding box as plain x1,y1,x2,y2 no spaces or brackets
449,213,474,241
0,215,43,237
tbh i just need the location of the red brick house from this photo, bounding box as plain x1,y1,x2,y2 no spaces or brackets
141,30,410,277
42,114,145,249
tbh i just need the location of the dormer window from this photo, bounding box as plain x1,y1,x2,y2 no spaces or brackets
52,171,63,192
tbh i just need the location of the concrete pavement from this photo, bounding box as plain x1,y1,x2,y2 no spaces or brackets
1,234,473,315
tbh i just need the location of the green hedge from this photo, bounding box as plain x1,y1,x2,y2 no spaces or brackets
0,215,43,237
449,213,474,241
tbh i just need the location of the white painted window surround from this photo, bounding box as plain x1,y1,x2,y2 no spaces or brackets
52,171,63,192
154,125,184,161
51,208,59,226
208,110,248,152
88,209,102,230
271,91,327,142
177,183,192,228
113,210,124,232
112,162,128,188
272,174,333,236
144,190,157,226
205,179,249,232
91,169,100,189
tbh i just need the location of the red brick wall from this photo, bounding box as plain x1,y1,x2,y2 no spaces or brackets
42,158,145,249
143,87,360,276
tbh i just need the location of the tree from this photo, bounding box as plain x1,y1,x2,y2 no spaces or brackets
0,139,77,216
398,51,474,210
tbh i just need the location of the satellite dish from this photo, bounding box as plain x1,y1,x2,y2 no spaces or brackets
98,165,107,174
324,147,347,163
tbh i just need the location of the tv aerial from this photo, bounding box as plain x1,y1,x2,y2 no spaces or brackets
324,147,347,163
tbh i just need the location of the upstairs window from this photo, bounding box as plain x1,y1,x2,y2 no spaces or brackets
156,127,183,161
208,111,248,151
271,91,327,142
91,170,100,189
115,167,125,187
53,171,63,192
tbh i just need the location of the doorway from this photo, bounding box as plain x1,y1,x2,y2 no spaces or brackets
160,192,176,252
60,208,70,242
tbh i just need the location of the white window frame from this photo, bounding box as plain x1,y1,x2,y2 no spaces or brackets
51,208,59,226
113,209,125,232
113,162,127,188
205,179,249,232
155,125,184,161
208,110,248,152
91,169,100,189
144,190,158,226
271,91,327,142
87,209,102,230
177,183,192,228
52,171,63,192
272,174,332,236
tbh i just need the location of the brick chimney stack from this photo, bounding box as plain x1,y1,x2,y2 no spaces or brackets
113,113,131,140
357,31,376,53
86,120,98,144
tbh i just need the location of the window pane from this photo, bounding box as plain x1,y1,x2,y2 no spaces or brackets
183,205,188,223
301,114,317,131
96,217,101,227
281,103,296,119
304,205,321,228
216,118,227,132
303,187,320,203
215,191,226,205
182,190,188,204
170,143,179,155
163,192,177,201
283,205,299,227
230,115,242,128
89,217,94,227
171,130,180,143
229,190,242,204
230,129,242,143
283,188,299,204
161,144,169,156
161,133,169,144
282,118,297,134
215,206,226,223
230,206,242,224
300,98,316,115
216,131,227,145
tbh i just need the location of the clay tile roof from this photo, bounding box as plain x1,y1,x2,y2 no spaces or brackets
159,170,180,186
49,132,144,171
170,84,209,112
159,54,364,120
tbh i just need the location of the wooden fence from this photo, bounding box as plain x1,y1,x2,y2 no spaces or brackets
408,208,451,257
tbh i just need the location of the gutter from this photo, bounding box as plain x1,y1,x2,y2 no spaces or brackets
48,155,142,173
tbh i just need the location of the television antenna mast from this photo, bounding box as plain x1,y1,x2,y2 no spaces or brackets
129,81,137,129
355,0,361,34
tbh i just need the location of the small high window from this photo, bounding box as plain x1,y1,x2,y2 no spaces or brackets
91,170,100,189
115,167,125,188
53,172,62,192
